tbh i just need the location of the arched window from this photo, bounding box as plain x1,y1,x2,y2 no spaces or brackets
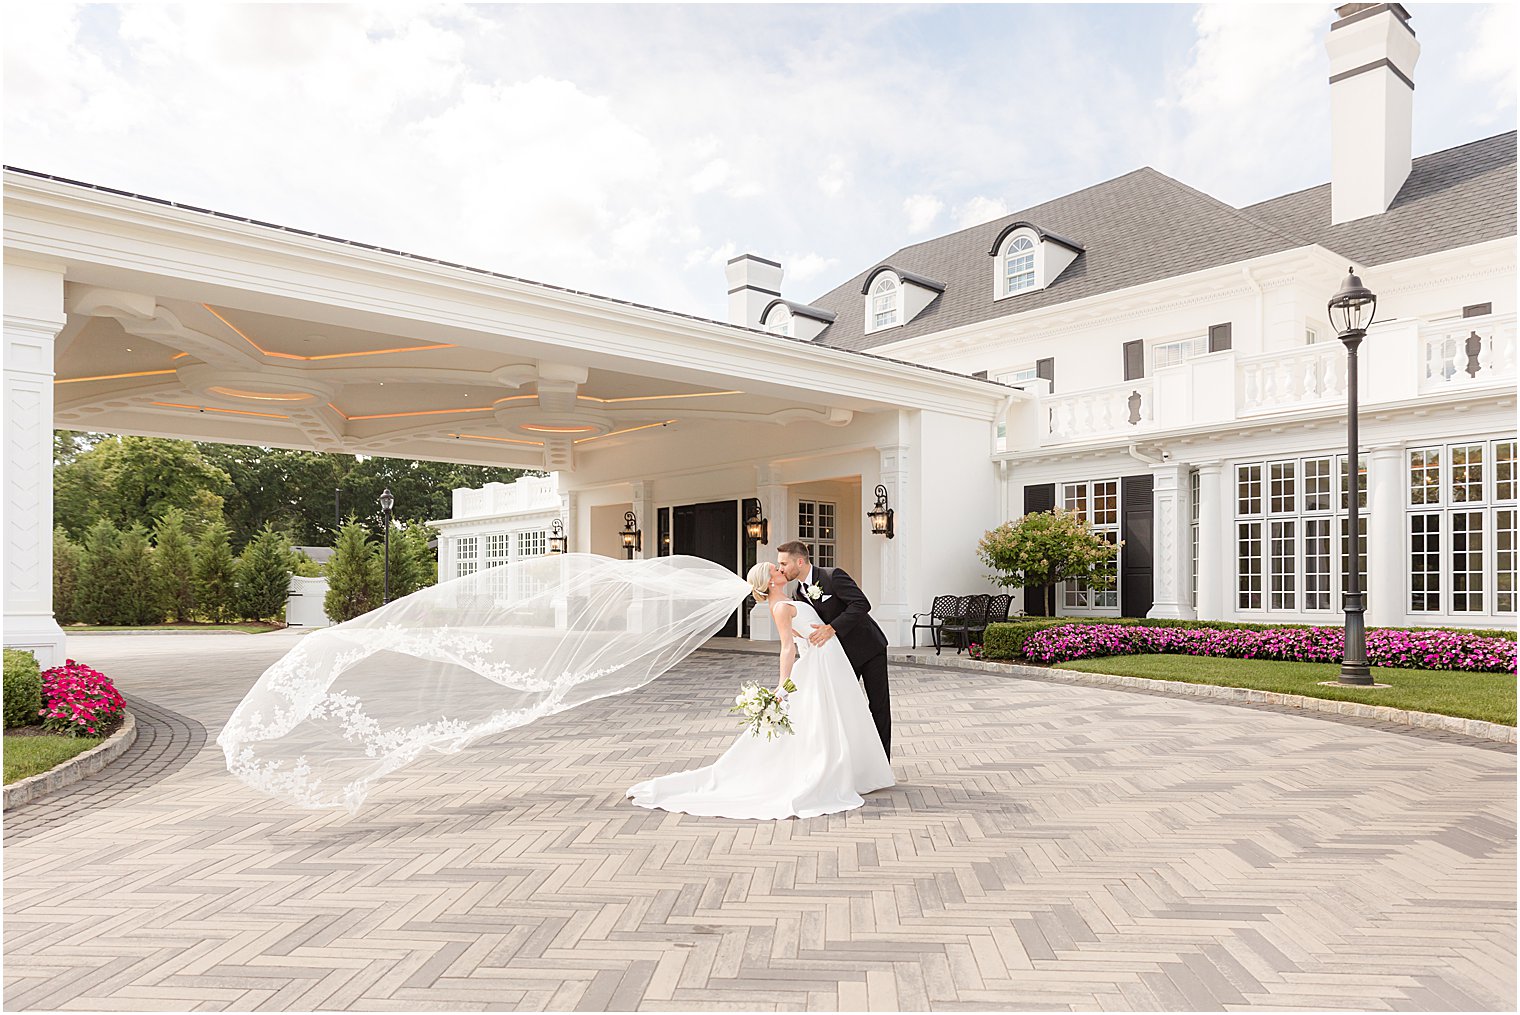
765,304,793,337
1004,235,1037,295
869,275,900,331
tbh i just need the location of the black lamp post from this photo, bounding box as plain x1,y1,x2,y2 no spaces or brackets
548,519,567,554
744,498,769,544
335,486,341,535
379,487,395,603
1328,268,1377,686
620,511,641,559
868,484,895,539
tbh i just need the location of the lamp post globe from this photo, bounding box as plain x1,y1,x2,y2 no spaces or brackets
1328,269,1376,687
380,487,395,604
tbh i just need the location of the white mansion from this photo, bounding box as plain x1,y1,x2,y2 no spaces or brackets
3,3,1514,665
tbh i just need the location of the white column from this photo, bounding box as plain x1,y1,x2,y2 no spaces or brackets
876,443,911,645
749,465,789,640
1194,461,1226,621
4,262,67,667
1148,462,1197,620
1366,444,1405,628
558,491,578,552
631,481,654,559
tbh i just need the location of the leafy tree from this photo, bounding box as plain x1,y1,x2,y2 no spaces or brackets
235,524,294,622
76,519,124,626
53,435,231,537
183,488,228,541
977,509,1121,617
194,520,239,623
292,551,325,578
153,508,198,622
377,520,437,601
53,526,83,626
116,524,162,626
324,520,382,623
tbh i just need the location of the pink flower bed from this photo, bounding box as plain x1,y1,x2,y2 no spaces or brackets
1021,624,1516,674
39,660,126,736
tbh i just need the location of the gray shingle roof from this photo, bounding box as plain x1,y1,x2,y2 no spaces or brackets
810,131,1517,352
1243,131,1516,268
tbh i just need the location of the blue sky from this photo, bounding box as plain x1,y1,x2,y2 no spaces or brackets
5,4,1514,322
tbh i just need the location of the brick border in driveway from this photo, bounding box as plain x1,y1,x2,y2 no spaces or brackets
2,711,137,811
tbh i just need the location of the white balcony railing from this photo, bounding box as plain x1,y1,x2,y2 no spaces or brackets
1238,342,1353,415
1418,314,1516,394
1043,379,1155,443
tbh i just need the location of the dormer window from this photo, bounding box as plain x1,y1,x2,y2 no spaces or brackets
869,276,900,331
1004,236,1037,294
988,221,1084,300
766,304,793,337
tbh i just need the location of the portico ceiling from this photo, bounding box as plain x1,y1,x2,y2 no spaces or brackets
8,168,1016,471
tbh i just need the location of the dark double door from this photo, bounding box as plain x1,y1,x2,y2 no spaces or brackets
671,500,741,637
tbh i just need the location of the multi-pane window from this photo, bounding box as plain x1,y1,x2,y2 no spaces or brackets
1236,455,1358,614
517,530,547,557
869,277,899,330
484,533,510,570
765,305,793,337
1004,236,1037,294
1062,480,1119,611
1153,335,1209,370
1406,439,1517,618
1190,469,1200,605
797,500,836,569
456,536,478,578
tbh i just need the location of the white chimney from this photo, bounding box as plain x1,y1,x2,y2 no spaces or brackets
725,254,783,329
1326,3,1420,225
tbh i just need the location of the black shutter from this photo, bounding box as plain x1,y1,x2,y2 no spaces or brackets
1122,340,1144,380
1208,322,1233,352
1022,483,1057,616
1463,303,1492,318
1035,357,1055,393
1120,475,1154,618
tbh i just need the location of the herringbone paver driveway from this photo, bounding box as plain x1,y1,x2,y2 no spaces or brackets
4,633,1515,1011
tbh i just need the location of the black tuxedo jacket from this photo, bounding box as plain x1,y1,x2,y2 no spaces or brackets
792,566,888,670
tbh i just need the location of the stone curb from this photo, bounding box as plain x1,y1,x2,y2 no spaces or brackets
891,652,1518,745
3,710,138,811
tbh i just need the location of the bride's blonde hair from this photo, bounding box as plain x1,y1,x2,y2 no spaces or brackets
746,561,775,603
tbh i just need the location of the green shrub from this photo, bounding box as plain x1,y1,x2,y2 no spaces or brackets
235,523,294,622
76,518,124,626
3,648,42,729
324,520,382,623
115,524,162,626
195,520,238,622
980,616,1514,661
53,527,82,626
152,507,197,622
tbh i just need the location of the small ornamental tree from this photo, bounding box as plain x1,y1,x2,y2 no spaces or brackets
977,508,1120,617
116,524,162,626
76,519,124,626
53,526,83,626
383,520,437,601
152,507,198,622
235,523,295,622
194,519,238,622
324,520,383,623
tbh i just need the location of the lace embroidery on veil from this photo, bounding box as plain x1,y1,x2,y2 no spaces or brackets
219,554,751,813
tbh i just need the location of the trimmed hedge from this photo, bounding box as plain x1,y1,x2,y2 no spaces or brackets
982,616,1517,661
3,648,42,729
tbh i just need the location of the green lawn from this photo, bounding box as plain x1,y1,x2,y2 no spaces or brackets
66,622,280,633
3,735,103,784
1054,655,1516,726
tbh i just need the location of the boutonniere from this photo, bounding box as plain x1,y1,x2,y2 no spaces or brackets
805,583,823,601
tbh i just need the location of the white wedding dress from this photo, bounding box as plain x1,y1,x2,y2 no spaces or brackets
626,600,895,820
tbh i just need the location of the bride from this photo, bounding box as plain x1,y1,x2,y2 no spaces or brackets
626,561,895,820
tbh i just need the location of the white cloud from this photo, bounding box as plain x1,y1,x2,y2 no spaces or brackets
781,253,838,286
954,196,1010,229
903,194,943,235
1460,4,1518,118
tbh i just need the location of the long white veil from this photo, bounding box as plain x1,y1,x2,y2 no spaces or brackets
219,553,751,813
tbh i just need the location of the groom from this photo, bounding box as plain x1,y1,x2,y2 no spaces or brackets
776,542,891,760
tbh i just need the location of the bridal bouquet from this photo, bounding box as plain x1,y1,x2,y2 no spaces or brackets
729,678,797,740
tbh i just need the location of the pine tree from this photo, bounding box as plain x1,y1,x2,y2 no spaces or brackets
116,524,162,625
235,523,294,622
53,526,82,626
152,507,197,622
401,522,439,593
76,519,123,626
324,520,382,623
195,520,238,623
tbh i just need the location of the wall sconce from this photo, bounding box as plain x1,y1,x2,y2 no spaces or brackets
620,510,642,558
744,497,769,544
547,519,567,555
868,484,895,539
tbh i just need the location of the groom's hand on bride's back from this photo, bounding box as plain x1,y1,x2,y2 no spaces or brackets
808,624,835,646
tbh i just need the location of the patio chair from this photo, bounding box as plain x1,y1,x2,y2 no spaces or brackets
911,595,960,652
968,594,1012,645
941,594,990,655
